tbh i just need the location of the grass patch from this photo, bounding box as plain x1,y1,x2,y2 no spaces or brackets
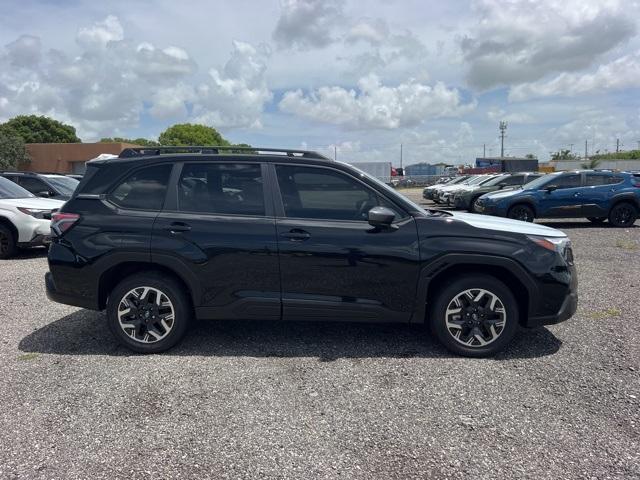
616,240,638,251
588,307,621,320
17,353,39,361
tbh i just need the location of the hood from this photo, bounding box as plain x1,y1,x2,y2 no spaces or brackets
448,211,566,237
482,188,523,200
0,197,65,210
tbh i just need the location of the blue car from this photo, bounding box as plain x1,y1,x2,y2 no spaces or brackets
475,170,640,227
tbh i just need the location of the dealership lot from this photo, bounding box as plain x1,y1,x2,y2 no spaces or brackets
0,190,639,479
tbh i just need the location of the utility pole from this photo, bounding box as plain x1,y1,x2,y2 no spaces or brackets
483,143,486,157
400,143,403,169
499,121,507,157
334,145,337,161
616,138,620,153
584,140,588,159
569,143,574,152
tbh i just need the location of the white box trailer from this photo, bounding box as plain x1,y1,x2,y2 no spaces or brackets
347,161,392,183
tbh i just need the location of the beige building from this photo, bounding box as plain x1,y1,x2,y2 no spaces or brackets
21,142,139,174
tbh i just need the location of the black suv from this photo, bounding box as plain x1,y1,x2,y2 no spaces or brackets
1,171,79,200
46,147,578,357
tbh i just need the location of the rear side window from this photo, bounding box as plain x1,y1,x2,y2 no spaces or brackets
547,174,581,189
178,163,265,216
109,164,172,210
275,165,402,221
586,174,624,186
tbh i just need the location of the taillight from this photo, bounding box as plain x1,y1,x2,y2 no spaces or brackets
51,212,80,236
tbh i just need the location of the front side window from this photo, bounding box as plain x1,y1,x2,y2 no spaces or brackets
178,163,265,216
109,164,172,210
275,165,401,221
546,174,581,189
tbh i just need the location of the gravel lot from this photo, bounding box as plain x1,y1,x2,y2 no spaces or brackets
1,188,639,479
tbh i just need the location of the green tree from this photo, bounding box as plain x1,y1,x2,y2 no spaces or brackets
101,137,160,146
591,149,640,160
0,130,30,170
0,115,80,143
525,153,537,159
550,149,580,161
158,123,230,146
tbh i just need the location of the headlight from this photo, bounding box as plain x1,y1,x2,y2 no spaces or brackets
17,207,52,219
528,235,573,262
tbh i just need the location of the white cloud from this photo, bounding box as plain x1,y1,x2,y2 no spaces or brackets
460,0,637,89
509,53,640,101
192,41,272,128
279,74,476,129
487,107,535,124
76,15,124,51
273,0,345,49
0,16,271,139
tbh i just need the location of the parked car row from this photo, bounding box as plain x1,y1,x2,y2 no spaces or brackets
423,170,640,227
0,171,80,200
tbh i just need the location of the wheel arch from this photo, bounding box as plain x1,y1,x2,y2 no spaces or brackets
98,261,196,311
609,194,640,212
412,254,537,327
507,200,538,217
0,216,18,240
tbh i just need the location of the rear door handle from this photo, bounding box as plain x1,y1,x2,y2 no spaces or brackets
281,229,311,241
164,222,192,233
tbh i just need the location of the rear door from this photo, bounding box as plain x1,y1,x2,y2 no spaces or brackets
152,162,281,320
537,173,583,217
271,163,421,323
582,173,625,217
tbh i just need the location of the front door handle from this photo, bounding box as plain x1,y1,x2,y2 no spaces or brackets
164,222,192,233
281,229,311,241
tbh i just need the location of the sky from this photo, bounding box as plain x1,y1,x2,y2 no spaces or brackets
0,0,639,165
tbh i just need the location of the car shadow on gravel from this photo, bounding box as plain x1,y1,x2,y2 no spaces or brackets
19,309,562,361
11,247,49,259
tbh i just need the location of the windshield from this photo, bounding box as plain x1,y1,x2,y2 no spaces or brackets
449,176,469,185
477,175,501,186
0,176,35,199
465,176,490,185
522,174,556,190
43,175,79,195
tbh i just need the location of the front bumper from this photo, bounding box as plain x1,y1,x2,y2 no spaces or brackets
17,233,51,248
453,196,471,210
526,262,578,328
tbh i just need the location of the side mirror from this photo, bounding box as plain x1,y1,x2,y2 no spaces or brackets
36,191,51,198
545,186,558,193
368,206,396,229
498,184,506,189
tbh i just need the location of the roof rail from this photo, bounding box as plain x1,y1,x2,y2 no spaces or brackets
118,145,330,160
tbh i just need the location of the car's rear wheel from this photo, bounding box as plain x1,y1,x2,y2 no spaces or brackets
429,275,519,357
587,217,606,224
106,273,191,353
608,202,637,228
0,225,17,260
507,204,534,222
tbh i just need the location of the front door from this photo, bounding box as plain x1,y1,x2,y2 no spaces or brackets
152,162,281,320
536,173,583,217
272,164,421,323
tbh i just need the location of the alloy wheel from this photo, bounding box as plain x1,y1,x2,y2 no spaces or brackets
117,286,175,344
444,288,507,347
510,206,532,222
613,205,634,226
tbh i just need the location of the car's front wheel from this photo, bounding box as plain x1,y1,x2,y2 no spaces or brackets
429,275,519,357
608,202,637,228
106,273,191,353
0,224,17,260
468,195,483,213
507,204,535,222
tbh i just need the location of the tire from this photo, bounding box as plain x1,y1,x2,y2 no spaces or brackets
429,274,519,357
0,224,17,260
507,204,535,222
587,217,606,224
608,202,637,228
106,272,192,353
468,195,482,213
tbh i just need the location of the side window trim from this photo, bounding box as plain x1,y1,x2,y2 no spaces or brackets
270,163,409,222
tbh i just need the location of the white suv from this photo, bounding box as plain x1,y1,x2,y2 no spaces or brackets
0,176,65,259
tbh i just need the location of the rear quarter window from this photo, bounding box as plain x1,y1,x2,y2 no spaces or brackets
108,164,172,210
